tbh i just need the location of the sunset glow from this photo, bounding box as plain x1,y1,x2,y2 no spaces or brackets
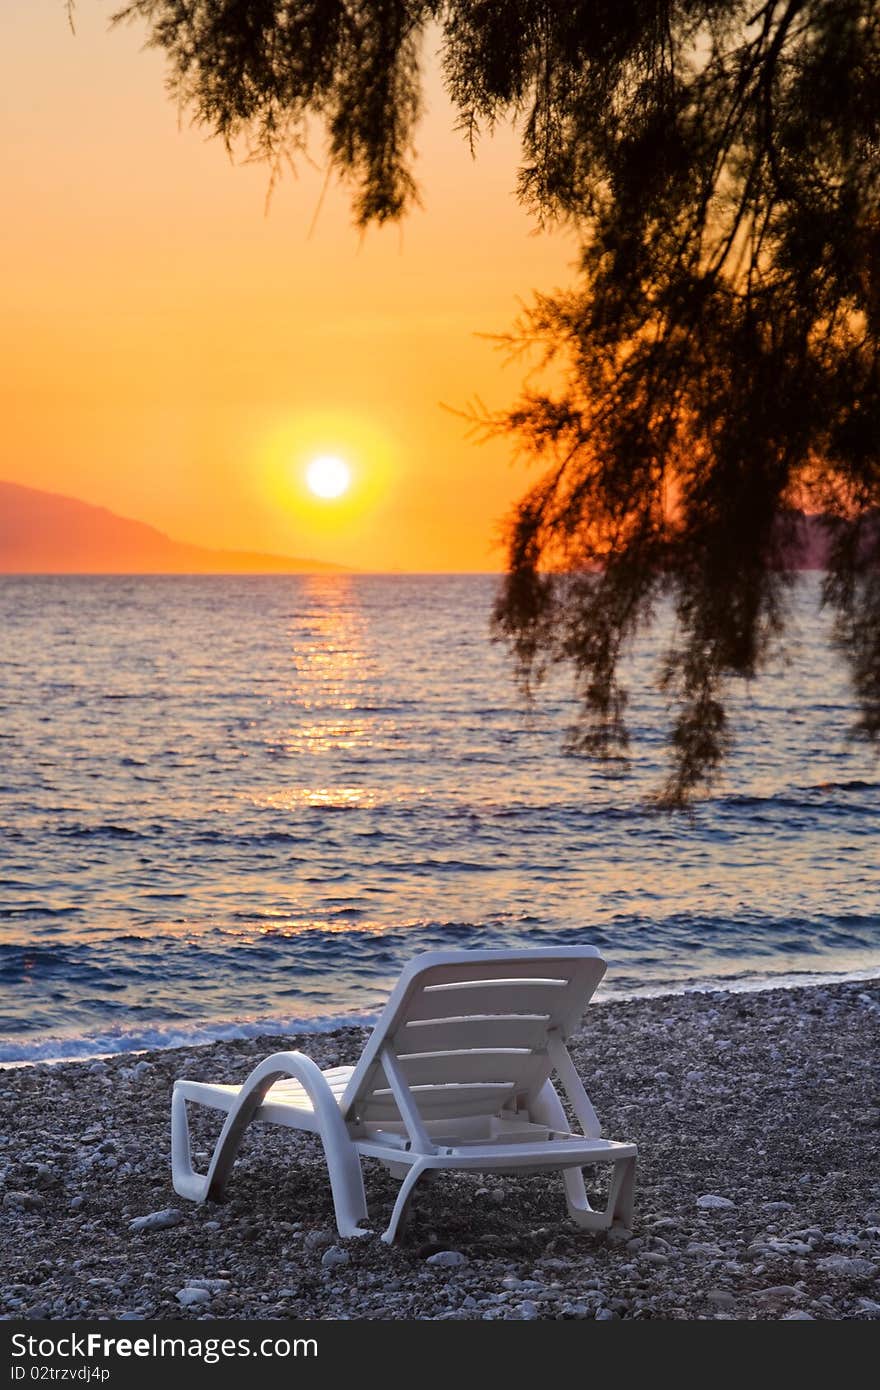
0,5,574,572
306,456,351,500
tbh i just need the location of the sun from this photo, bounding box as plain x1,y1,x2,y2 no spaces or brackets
306,455,351,500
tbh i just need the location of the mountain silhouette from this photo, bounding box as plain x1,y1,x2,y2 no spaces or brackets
0,481,347,574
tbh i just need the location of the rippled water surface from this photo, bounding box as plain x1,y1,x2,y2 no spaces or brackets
1,574,878,1060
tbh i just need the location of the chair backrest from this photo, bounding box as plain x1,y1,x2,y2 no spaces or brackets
340,947,605,1130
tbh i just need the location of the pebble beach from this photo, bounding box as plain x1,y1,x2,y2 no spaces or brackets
2,978,878,1322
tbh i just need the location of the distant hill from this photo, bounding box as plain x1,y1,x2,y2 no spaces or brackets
0,481,347,574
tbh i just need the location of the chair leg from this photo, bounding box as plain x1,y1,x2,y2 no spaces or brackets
171,1088,211,1203
380,1158,430,1245
607,1155,636,1231
319,1127,372,1239
171,1053,373,1239
171,1087,256,1204
561,1165,606,1229
530,1078,603,1227
563,1158,636,1233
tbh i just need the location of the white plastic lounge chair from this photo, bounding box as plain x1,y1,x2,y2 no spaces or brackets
171,947,636,1243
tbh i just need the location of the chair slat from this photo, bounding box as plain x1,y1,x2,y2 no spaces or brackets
358,1081,517,1121
403,980,571,1023
395,1014,550,1053
392,1049,536,1088
412,959,594,985
340,948,607,1124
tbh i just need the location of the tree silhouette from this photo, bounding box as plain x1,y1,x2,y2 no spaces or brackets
112,1,880,799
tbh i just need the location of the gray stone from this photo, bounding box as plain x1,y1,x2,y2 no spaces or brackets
751,1238,812,1257
515,1300,539,1319
176,1287,211,1307
321,1247,350,1271
697,1194,736,1210
427,1250,467,1268
304,1230,334,1253
129,1209,184,1233
817,1255,877,1279
756,1285,801,1305
2,1191,43,1211
606,1226,632,1245
707,1290,736,1308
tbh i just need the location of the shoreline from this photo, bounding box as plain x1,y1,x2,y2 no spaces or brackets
5,962,880,1070
1,976,878,1320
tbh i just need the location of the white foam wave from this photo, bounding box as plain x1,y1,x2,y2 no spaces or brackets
3,963,878,1067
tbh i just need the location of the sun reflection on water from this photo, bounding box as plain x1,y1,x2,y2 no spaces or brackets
256,786,379,811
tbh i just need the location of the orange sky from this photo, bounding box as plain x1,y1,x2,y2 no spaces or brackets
1,3,576,571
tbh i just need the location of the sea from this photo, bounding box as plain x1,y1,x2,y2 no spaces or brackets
1,573,878,1063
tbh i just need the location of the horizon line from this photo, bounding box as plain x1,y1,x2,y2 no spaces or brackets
0,568,506,577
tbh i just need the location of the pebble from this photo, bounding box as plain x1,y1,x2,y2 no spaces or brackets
515,1300,539,1319
129,1209,184,1232
606,1226,631,1245
1,977,877,1322
321,1247,350,1271
816,1255,877,1279
304,1230,334,1253
750,1238,811,1257
707,1290,736,1307
2,1191,43,1211
176,1287,211,1307
697,1195,736,1210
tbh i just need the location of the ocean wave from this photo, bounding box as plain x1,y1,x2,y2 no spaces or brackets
3,963,879,1066
0,1011,381,1065
3,572,879,1062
